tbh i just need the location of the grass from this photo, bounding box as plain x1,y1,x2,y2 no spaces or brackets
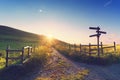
69,53,120,66
0,44,34,68
55,44,120,66
0,40,40,68
0,25,50,50
0,58,5,69
0,45,51,80
0,40,39,50
0,25,73,80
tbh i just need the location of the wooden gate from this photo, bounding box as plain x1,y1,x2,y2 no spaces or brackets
6,46,32,67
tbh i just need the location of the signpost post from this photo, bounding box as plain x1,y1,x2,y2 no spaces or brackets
89,27,106,57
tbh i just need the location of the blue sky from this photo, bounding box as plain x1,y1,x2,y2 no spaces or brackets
0,0,120,44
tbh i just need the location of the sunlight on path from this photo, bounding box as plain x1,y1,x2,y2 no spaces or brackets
21,48,120,80
22,48,88,80
35,48,88,80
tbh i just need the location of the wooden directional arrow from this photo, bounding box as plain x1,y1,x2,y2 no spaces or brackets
96,31,107,34
89,34,101,37
89,26,107,57
89,27,100,30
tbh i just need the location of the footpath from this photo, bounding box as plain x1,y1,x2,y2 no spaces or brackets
22,48,88,80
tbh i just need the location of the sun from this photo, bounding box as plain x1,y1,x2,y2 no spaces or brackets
47,34,54,40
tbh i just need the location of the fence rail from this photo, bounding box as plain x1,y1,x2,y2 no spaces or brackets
6,50,23,52
69,42,116,56
5,46,32,67
103,46,114,48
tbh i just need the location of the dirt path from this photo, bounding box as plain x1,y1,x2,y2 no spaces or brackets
52,49,120,80
75,61,120,80
35,48,87,80
55,50,120,80
22,48,86,80
22,49,120,80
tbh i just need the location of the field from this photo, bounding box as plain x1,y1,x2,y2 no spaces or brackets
0,26,49,68
0,26,89,80
0,40,88,80
0,44,52,80
55,43,120,65
1,26,120,80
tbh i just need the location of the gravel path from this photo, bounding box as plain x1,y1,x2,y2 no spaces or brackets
22,48,85,80
75,62,120,80
22,48,120,80
35,48,86,80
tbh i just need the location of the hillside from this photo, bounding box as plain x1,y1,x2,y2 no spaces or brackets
0,25,68,49
0,25,46,42
0,25,48,49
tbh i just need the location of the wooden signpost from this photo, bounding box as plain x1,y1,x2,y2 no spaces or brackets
89,27,106,57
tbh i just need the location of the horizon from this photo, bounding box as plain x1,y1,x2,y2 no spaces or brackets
0,0,120,44
1,25,117,45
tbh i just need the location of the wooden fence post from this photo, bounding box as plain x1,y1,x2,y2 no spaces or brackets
69,44,71,51
101,42,103,55
6,45,10,67
74,44,76,52
31,47,32,53
34,45,36,53
80,44,81,54
89,43,91,56
21,48,24,64
28,47,30,57
30,45,33,53
114,42,116,53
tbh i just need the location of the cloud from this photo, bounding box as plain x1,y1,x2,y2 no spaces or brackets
104,0,112,7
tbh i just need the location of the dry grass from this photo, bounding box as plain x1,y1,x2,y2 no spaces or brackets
55,44,120,66
0,45,51,80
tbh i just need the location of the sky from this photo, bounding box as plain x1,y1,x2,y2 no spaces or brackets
0,0,120,44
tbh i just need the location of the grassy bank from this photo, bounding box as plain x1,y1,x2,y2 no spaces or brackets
0,46,51,80
69,53,120,65
55,45,120,66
